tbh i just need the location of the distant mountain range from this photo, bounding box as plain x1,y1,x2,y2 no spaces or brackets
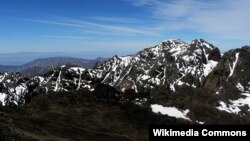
0,52,129,66
0,57,108,77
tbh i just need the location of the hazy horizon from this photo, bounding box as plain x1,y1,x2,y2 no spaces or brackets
0,51,117,66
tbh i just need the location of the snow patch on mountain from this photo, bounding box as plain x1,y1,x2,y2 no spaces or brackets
217,87,250,114
217,95,250,114
15,84,28,96
236,83,244,92
151,104,190,120
228,53,240,79
0,93,7,106
0,72,8,82
197,121,205,125
215,86,223,95
54,70,62,92
70,67,86,74
204,60,218,77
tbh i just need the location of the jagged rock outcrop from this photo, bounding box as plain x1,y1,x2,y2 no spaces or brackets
204,46,250,114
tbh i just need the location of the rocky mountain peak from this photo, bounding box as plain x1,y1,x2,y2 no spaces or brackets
94,39,221,93
241,45,250,51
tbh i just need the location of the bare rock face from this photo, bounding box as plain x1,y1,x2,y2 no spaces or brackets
203,46,250,114
204,46,250,94
208,47,221,62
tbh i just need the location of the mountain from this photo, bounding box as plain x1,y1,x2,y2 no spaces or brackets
22,57,107,68
0,39,250,140
0,39,242,106
0,52,109,66
96,39,220,92
11,39,219,96
1,39,249,113
204,46,250,114
0,57,108,77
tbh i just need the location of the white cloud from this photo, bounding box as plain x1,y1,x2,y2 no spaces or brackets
90,16,140,23
22,0,250,51
187,0,250,40
27,18,158,36
128,0,250,40
126,0,153,6
42,35,89,40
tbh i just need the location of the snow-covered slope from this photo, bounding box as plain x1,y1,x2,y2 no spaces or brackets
0,72,28,106
0,39,222,106
31,65,102,94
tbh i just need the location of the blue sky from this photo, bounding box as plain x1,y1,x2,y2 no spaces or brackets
0,0,250,58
